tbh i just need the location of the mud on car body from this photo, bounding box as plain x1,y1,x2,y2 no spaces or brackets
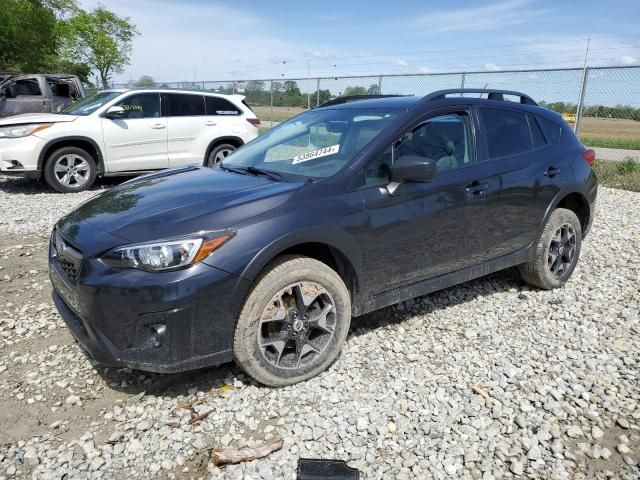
49,89,598,386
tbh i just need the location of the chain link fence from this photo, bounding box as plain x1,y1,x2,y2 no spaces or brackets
109,65,640,191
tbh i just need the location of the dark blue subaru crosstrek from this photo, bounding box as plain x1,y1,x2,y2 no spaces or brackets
49,89,598,386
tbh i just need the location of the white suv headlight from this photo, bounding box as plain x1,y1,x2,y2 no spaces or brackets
0,124,52,138
101,232,234,272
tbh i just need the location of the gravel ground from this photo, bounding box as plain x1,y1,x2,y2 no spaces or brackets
0,175,639,479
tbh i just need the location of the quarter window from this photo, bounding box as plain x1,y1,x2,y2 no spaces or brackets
528,115,547,149
205,96,240,115
165,93,206,116
114,93,161,119
538,116,562,144
481,108,532,159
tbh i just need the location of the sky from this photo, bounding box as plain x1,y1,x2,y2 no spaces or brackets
78,0,640,85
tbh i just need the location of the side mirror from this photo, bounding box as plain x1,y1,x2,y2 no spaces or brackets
105,105,126,119
391,155,437,183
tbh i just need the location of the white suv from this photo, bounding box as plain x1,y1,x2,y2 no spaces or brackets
0,89,260,192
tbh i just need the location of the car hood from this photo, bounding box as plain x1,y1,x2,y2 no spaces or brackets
0,113,77,126
58,166,305,250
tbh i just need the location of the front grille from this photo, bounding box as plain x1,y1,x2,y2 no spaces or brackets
51,229,83,283
56,256,79,282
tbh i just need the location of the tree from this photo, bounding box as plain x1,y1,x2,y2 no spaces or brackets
367,84,381,95
0,0,59,72
344,86,367,96
245,80,265,93
134,75,155,87
283,80,301,96
315,89,331,105
62,6,138,88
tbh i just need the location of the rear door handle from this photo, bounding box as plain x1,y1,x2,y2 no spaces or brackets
205,121,217,126
544,166,561,177
151,124,166,129
465,181,489,198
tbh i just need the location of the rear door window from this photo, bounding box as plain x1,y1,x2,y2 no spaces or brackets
6,78,42,97
165,93,206,116
205,96,241,115
481,108,532,159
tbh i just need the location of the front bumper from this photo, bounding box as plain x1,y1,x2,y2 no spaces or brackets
49,231,251,373
0,135,45,174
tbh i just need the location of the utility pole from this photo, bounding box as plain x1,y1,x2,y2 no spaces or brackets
575,37,591,134
307,58,311,110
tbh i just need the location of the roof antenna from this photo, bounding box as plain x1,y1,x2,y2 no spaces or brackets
479,84,489,98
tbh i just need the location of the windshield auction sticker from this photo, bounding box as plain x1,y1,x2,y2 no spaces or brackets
292,144,340,164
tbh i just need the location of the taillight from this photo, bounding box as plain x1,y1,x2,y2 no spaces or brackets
246,118,260,127
583,148,596,167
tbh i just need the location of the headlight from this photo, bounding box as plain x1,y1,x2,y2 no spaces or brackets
0,123,52,138
101,232,234,271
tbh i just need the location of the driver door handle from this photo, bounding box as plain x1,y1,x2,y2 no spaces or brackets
465,181,489,197
151,123,166,129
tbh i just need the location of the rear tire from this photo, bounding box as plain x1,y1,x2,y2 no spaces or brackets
519,208,582,289
205,143,236,167
44,146,97,193
233,255,351,387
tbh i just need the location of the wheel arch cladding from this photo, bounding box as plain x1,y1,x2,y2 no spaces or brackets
39,137,104,174
205,136,244,159
240,229,363,308
555,192,590,233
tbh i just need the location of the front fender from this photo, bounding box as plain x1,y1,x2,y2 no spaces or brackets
203,223,363,297
240,225,363,285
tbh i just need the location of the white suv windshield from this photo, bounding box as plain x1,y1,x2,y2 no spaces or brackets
221,108,400,180
60,91,122,116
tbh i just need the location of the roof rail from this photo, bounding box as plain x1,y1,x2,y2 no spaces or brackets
318,94,406,108
424,89,537,106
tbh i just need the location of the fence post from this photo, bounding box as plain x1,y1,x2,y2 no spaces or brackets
316,78,320,107
460,73,466,94
233,81,236,94
378,75,383,94
574,67,590,135
270,80,274,129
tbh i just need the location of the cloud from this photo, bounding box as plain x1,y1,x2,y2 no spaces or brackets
485,63,501,71
303,51,336,60
394,59,409,68
413,0,550,33
78,0,340,82
621,55,637,65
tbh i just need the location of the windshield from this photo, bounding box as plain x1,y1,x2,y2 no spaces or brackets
60,91,122,116
221,108,400,180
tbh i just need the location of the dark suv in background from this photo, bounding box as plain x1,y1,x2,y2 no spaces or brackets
49,89,598,386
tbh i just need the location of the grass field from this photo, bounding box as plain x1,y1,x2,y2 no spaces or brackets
571,117,640,150
593,158,640,192
252,106,306,123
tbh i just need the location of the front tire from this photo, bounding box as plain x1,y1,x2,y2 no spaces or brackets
205,143,236,167
519,208,582,289
44,147,97,193
233,255,351,387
